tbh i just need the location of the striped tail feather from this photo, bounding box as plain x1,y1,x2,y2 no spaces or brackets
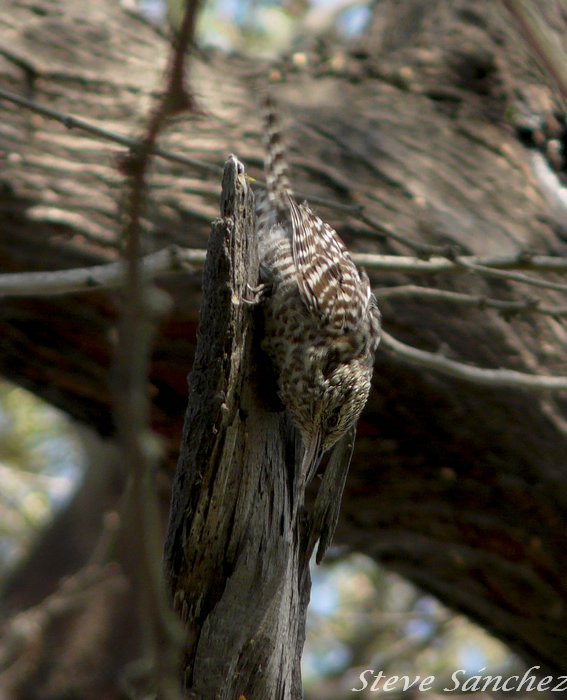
261,92,293,216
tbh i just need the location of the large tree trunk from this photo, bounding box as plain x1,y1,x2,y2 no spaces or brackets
1,0,567,685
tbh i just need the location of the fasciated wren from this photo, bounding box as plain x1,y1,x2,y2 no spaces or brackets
254,95,381,482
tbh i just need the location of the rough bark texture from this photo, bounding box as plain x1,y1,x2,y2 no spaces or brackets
163,158,357,697
1,0,567,687
164,156,308,698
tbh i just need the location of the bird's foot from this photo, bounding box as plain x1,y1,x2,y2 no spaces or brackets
242,282,272,305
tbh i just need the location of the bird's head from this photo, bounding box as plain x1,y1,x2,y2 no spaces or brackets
299,358,372,482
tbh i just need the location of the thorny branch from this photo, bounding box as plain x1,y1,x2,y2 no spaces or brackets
111,1,202,697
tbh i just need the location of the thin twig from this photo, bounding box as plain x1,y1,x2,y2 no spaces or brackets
259,189,451,257
2,85,432,253
355,251,567,273
376,284,567,318
381,330,567,391
0,86,221,177
357,209,453,257
456,257,567,293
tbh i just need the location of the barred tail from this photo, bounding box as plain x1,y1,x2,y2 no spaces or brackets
262,92,293,214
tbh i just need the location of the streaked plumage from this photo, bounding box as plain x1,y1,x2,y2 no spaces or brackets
256,94,381,481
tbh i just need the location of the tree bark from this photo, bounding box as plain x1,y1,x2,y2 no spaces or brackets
1,0,567,678
163,156,359,697
163,155,303,698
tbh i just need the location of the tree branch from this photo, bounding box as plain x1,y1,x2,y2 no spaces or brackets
0,565,126,686
5,247,567,298
376,284,567,318
0,246,203,297
456,257,567,293
381,330,567,391
111,2,203,697
356,252,567,274
0,86,221,177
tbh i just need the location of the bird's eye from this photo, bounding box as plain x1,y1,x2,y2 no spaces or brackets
327,411,340,429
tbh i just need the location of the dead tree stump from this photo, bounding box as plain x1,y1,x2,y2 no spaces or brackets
164,156,353,698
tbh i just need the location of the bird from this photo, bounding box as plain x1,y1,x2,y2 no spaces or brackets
254,93,381,483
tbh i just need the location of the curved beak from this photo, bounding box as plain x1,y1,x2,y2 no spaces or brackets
301,429,323,484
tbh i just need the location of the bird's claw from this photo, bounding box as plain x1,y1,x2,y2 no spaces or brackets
242,282,271,305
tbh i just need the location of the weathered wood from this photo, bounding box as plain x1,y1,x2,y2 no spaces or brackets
164,156,310,698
